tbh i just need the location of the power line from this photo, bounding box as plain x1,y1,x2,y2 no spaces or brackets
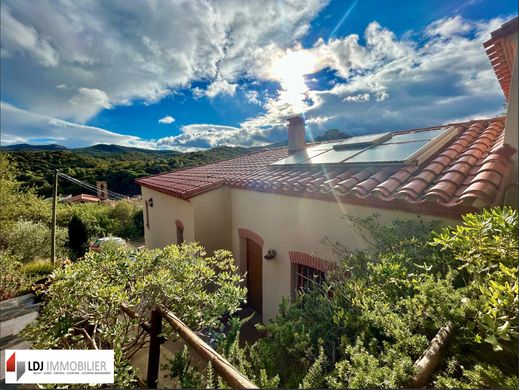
57,172,128,200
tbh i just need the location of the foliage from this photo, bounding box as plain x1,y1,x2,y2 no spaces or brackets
168,346,204,389
22,243,246,388
0,253,27,300
68,215,89,259
0,254,54,299
315,129,352,142
2,220,67,263
20,260,55,277
432,207,518,351
5,146,249,197
434,362,519,388
0,153,50,246
299,346,327,389
227,208,518,388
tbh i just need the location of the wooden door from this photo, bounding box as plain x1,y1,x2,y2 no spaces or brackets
246,239,262,315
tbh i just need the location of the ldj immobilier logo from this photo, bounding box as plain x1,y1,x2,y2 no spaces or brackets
4,350,114,384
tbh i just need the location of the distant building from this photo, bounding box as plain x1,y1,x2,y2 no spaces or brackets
136,18,518,321
62,193,101,203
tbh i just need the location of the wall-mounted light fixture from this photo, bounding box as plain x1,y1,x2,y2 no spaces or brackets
148,198,154,207
264,249,277,260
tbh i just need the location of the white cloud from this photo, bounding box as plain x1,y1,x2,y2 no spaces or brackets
1,0,328,123
0,5,59,67
0,101,143,148
238,16,507,139
344,93,370,102
205,78,238,98
0,2,510,150
158,115,175,124
244,90,262,105
426,16,473,37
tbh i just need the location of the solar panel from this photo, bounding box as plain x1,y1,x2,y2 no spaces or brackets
345,140,430,163
389,128,445,143
270,126,456,167
305,147,365,164
333,132,392,150
271,147,328,165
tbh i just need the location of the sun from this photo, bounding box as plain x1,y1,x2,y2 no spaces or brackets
270,50,317,113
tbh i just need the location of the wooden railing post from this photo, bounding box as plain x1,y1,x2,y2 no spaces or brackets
147,309,162,388
157,304,258,389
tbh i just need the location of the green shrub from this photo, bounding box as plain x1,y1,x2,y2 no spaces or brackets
20,260,54,277
229,208,518,388
433,206,518,351
0,252,27,300
22,242,246,388
3,220,67,263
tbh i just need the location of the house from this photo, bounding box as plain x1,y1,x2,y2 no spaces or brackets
62,193,101,203
136,18,518,321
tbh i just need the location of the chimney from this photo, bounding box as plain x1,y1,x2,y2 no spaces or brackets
287,115,305,153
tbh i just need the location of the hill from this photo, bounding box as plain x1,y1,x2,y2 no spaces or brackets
1,143,68,151
76,144,181,157
3,145,248,197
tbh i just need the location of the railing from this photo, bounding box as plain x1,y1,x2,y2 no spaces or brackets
119,304,258,389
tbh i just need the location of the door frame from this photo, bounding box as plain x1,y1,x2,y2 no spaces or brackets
238,228,264,315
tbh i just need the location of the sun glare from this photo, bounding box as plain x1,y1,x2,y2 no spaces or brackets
271,50,317,113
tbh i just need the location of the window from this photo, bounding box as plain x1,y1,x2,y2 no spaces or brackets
295,264,325,292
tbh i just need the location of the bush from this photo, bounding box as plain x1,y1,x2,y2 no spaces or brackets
0,253,27,300
433,206,518,352
3,220,67,263
217,208,518,388
22,242,246,388
20,260,55,277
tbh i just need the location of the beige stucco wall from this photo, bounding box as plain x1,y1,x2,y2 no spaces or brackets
141,187,195,249
191,186,232,254
141,184,460,321
228,188,458,321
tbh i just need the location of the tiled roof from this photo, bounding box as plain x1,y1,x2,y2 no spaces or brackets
484,16,518,100
64,193,101,203
136,118,515,218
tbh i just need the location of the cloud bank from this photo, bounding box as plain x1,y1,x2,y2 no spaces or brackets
0,0,509,150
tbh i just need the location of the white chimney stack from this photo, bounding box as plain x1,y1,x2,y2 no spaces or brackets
287,115,305,153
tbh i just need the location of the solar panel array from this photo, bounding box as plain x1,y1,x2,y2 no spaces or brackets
272,127,454,166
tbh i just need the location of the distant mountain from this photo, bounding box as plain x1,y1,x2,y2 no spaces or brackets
5,144,249,197
1,143,68,151
76,144,181,156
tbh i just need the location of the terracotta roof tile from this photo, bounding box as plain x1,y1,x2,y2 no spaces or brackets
136,117,515,218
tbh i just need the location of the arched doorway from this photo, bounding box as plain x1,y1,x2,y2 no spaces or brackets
238,228,264,315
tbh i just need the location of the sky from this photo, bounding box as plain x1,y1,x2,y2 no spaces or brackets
1,0,517,151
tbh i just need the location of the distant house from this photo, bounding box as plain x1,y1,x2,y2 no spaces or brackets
136,18,518,321
62,193,101,204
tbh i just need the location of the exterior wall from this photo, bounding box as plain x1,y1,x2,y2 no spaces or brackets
229,188,458,321
141,187,195,249
141,184,459,322
191,186,232,254
504,35,518,208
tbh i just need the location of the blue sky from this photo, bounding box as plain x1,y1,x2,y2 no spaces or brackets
1,0,517,150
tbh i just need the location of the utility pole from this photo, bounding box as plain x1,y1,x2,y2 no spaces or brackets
51,169,59,266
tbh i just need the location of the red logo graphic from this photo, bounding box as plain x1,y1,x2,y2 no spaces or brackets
6,353,16,372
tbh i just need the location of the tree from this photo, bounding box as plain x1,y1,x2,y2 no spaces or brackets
68,215,88,259
22,243,246,388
